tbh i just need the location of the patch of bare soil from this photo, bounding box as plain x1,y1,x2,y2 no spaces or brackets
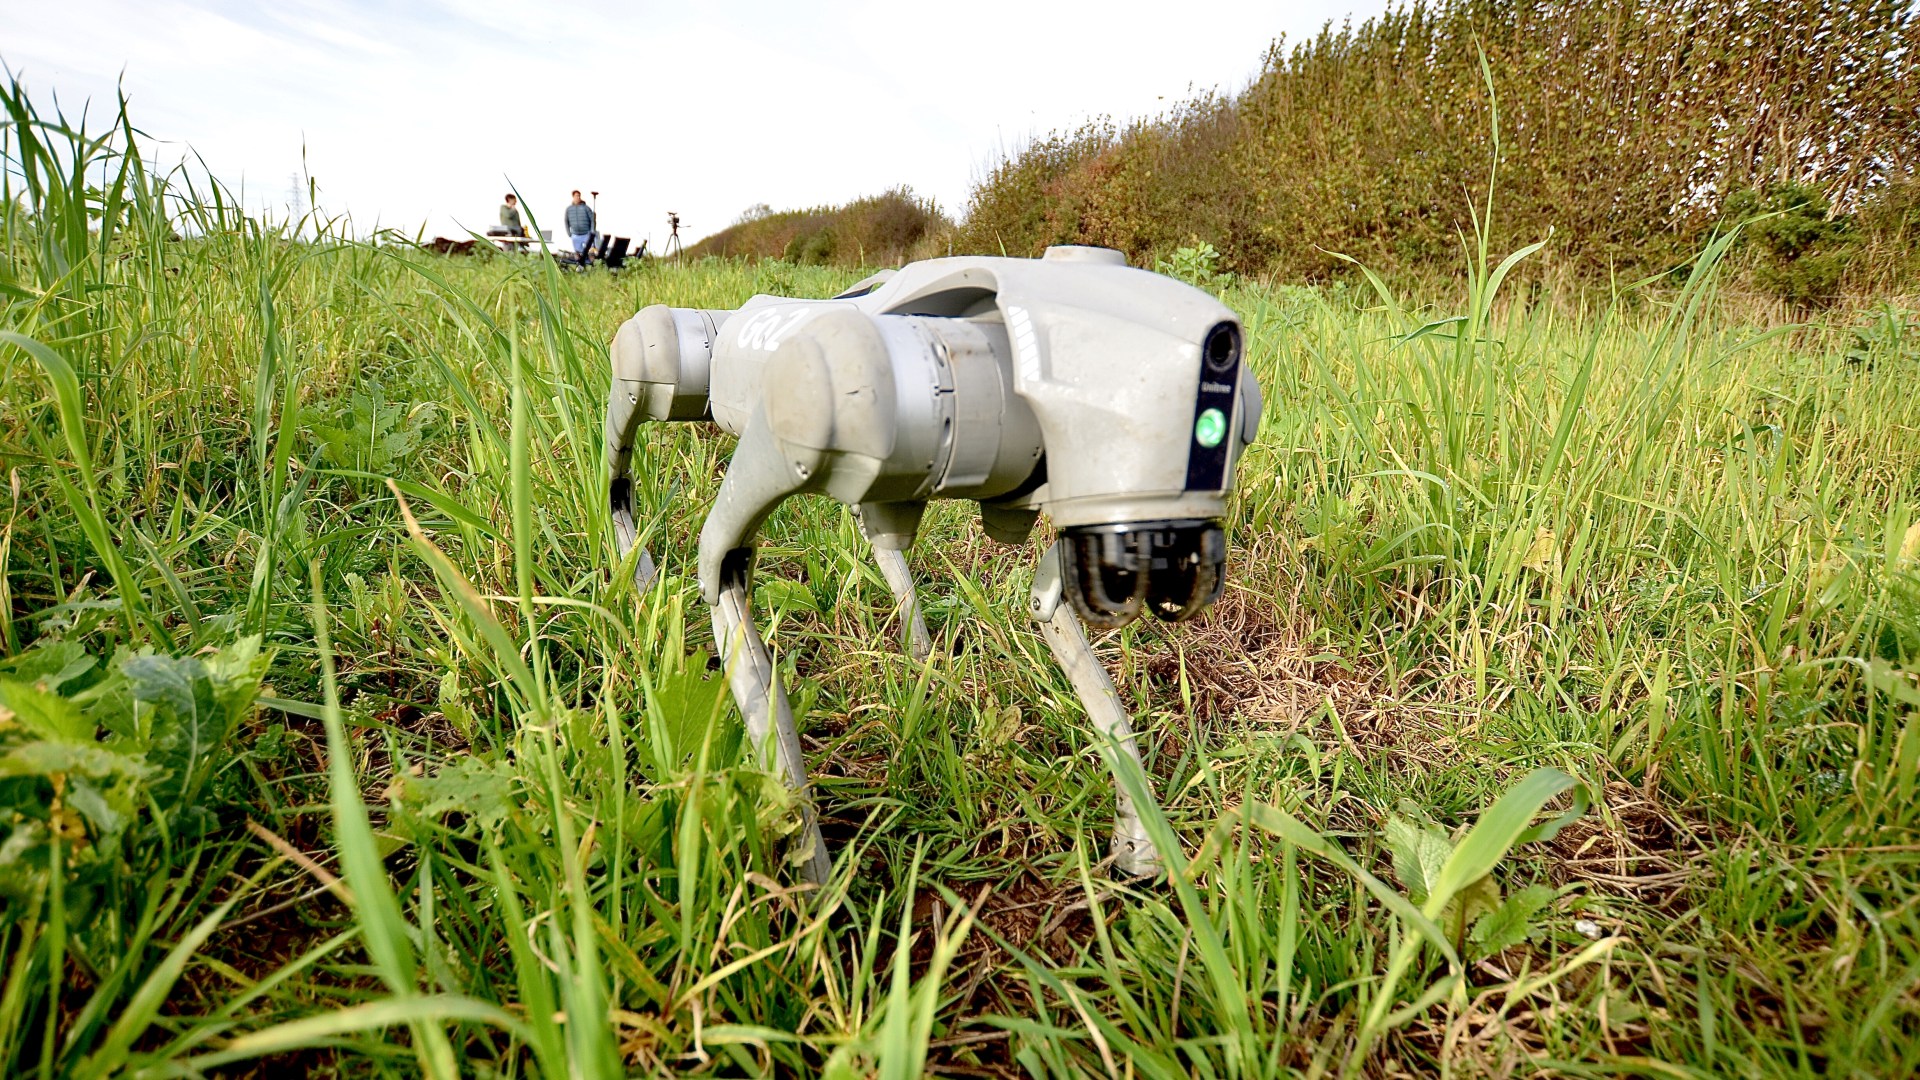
918,869,1108,1078
1548,779,1714,906
1122,575,1463,767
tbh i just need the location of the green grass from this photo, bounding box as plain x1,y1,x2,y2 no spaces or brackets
5,80,1920,1078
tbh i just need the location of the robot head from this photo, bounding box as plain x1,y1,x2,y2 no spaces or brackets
605,246,1261,628
1048,312,1243,626
905,248,1257,628
1052,315,1243,626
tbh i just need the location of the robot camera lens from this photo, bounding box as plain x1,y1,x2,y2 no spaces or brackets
1202,322,1241,374
1060,521,1229,627
1060,527,1148,628
1143,521,1227,622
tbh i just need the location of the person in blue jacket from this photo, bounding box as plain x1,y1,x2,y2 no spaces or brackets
565,191,597,256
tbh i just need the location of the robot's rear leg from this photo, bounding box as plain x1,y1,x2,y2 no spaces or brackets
1030,543,1167,879
853,505,932,662
711,569,833,885
609,480,659,591
872,546,933,662
630,548,658,591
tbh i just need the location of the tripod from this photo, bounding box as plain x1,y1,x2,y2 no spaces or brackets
665,211,684,262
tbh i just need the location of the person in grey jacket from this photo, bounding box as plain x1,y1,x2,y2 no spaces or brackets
565,191,597,256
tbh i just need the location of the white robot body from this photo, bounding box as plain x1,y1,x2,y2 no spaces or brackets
605,247,1262,881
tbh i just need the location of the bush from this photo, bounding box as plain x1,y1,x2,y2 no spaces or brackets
689,187,949,267
1725,181,1859,305
783,227,838,266
1155,240,1236,292
952,0,1920,288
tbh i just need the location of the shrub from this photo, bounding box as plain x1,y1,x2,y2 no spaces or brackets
1155,240,1236,292
953,0,1920,288
1725,181,1860,305
689,188,949,267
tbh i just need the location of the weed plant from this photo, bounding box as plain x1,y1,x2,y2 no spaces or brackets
4,80,1920,1077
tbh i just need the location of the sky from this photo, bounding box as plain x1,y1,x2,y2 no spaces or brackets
5,0,1387,250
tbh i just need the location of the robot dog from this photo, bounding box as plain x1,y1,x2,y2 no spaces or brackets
604,246,1261,883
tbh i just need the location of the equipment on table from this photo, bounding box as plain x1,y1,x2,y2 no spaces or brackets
558,234,633,272
603,246,1263,883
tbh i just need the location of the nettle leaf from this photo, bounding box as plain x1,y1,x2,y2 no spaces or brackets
0,640,96,691
397,755,519,832
308,422,358,468
1470,883,1556,957
1384,814,1451,907
1453,872,1504,937
650,653,741,772
0,678,92,742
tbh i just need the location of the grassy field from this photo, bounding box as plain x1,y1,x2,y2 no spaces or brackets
6,92,1920,1078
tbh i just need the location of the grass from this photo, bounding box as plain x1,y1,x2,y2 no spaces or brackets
5,79,1920,1077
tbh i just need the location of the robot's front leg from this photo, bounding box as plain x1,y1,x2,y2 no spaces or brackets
698,418,834,885
710,556,832,885
608,481,659,592
1030,543,1167,879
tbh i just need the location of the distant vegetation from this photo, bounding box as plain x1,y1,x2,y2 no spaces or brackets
955,0,1920,297
686,187,949,266
682,2,1917,301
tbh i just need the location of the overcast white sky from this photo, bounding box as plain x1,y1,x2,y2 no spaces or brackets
6,0,1386,249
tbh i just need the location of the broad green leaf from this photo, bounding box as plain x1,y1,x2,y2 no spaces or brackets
119,652,201,717
62,777,131,842
0,740,147,782
1229,801,1460,965
1425,769,1578,917
200,635,270,723
0,641,95,691
1384,814,1450,907
119,652,220,806
397,755,520,832
0,678,92,742
649,653,740,773
1471,884,1555,957
759,578,819,615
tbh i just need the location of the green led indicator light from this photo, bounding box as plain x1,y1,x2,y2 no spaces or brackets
1195,407,1227,448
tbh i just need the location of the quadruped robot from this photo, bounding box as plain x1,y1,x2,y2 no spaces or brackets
604,245,1261,883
